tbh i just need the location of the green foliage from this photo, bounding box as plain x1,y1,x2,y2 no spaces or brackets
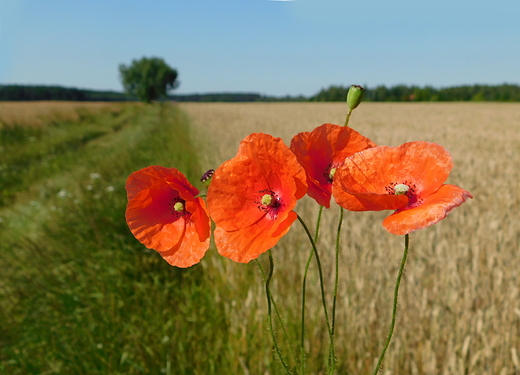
0,85,132,101
119,57,179,103
0,104,237,374
310,85,349,102
3,83,520,103
310,84,520,102
0,112,117,207
170,92,262,102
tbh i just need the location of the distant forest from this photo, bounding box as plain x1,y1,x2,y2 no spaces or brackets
310,84,520,102
2,84,520,102
0,85,134,102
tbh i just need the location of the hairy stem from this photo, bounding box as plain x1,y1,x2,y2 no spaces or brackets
265,250,292,374
373,234,410,375
297,214,334,373
332,207,343,333
344,110,353,127
256,259,297,367
300,205,323,374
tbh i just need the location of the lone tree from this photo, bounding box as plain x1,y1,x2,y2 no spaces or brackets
119,57,179,103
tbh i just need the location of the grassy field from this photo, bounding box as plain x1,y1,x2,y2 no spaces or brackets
1,101,519,374
0,102,230,374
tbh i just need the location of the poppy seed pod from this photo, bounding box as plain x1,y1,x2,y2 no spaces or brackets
346,85,365,111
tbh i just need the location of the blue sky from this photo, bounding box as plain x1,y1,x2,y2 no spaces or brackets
1,0,519,97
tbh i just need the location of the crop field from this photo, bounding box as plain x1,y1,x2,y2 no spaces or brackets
0,101,123,127
1,101,519,374
181,102,520,374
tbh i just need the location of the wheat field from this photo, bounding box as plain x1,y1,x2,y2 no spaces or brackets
0,101,124,127
180,102,520,374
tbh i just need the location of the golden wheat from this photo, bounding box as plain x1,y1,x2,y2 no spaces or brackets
181,102,520,375
0,101,124,127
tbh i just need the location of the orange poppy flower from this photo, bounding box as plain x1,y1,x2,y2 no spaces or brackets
332,141,473,235
207,133,307,263
290,123,376,208
125,166,210,268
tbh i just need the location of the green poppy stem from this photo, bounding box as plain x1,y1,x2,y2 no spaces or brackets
344,110,353,127
297,214,335,373
331,207,344,352
256,259,298,369
300,205,324,374
264,250,292,374
372,234,410,375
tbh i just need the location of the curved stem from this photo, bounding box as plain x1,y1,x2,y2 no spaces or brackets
256,259,297,367
373,234,410,375
265,250,292,374
297,214,334,372
314,206,324,244
300,205,324,374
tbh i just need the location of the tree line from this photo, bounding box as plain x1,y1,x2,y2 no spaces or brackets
310,84,520,102
2,83,520,102
0,85,133,101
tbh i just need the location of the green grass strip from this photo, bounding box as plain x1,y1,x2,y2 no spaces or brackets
0,104,233,375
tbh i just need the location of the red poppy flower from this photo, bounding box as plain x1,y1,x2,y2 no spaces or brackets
290,123,376,208
125,166,210,268
207,133,307,263
332,141,473,235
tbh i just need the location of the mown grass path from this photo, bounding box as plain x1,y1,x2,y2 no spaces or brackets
0,103,233,374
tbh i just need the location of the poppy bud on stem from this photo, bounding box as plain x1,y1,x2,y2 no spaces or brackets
344,85,366,127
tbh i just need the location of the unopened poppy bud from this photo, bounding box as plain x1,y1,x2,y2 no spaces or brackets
200,169,215,187
346,85,365,111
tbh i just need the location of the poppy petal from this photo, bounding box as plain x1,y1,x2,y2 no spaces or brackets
238,133,307,200
333,189,409,211
214,211,297,263
207,157,270,231
186,197,211,242
208,133,306,232
333,141,453,210
126,185,186,252
158,222,211,268
291,123,375,208
126,165,199,201
207,133,307,262
382,184,473,235
125,166,210,267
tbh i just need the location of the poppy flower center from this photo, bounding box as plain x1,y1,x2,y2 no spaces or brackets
385,181,422,208
394,184,410,195
255,188,283,220
324,163,339,183
169,196,189,218
261,194,273,206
